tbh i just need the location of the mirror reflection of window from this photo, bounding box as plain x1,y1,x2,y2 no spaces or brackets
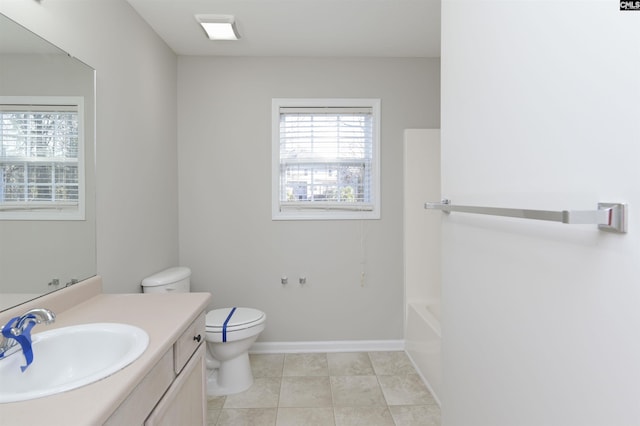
0,96,85,220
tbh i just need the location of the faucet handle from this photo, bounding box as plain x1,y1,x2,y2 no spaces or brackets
1,316,36,371
0,308,54,372
1,316,21,339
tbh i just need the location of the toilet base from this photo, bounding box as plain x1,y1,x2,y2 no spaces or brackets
206,352,254,396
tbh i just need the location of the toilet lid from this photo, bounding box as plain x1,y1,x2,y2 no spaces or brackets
206,307,265,332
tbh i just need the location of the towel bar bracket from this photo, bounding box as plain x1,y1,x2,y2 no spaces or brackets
597,202,627,234
424,199,627,234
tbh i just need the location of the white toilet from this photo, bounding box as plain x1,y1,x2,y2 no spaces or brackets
141,267,266,396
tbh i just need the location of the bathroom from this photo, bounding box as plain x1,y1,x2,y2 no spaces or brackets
1,1,640,425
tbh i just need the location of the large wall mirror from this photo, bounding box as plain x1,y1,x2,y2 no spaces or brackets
0,13,96,311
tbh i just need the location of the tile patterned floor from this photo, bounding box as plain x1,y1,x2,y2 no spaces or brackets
207,351,441,426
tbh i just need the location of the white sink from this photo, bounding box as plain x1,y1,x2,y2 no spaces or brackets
0,323,149,403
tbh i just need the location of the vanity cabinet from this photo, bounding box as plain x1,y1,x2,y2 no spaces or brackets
106,312,207,425
145,344,206,425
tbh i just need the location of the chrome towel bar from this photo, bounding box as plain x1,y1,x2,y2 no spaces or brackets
424,199,627,233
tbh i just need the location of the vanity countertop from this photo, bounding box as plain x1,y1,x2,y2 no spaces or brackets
0,276,211,425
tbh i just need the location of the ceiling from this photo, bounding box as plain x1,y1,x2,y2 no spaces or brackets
126,0,441,57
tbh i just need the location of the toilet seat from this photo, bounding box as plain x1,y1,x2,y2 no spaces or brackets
206,307,265,334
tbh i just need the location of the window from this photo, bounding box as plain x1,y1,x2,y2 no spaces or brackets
0,96,84,220
272,98,381,220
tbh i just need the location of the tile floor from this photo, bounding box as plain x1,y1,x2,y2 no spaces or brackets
207,351,441,426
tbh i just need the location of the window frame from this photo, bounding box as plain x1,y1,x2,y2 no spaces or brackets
272,98,381,221
0,96,85,221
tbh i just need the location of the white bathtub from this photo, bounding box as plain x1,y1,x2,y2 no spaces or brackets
406,300,441,405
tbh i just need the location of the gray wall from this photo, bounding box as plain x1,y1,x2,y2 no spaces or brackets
178,57,440,341
0,1,179,293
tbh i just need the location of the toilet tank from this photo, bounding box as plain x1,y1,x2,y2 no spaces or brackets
141,266,191,293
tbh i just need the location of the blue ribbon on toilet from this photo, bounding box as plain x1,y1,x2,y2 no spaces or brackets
222,307,237,342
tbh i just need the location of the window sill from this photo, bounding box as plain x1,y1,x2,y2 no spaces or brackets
272,210,380,221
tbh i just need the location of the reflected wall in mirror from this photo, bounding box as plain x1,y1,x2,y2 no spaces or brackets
0,13,96,311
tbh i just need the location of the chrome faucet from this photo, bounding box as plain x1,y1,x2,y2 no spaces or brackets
0,308,56,358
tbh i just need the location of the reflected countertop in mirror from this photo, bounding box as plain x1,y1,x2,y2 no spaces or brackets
0,13,96,311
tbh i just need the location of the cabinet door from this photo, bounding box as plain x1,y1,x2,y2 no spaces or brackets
105,349,175,426
145,343,206,426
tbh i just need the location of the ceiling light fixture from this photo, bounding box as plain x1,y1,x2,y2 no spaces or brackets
196,14,240,41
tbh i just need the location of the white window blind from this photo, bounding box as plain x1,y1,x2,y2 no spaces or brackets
0,97,84,220
272,99,380,220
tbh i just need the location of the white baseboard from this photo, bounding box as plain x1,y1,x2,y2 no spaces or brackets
250,340,405,354
405,350,441,407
